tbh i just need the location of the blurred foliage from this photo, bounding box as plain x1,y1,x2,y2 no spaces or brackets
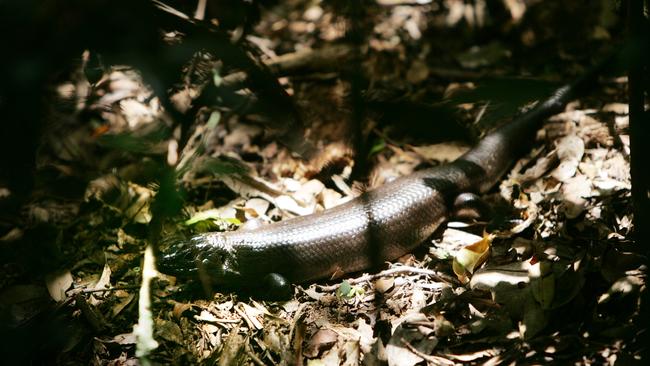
151,167,184,221
450,77,556,130
97,127,172,155
196,156,250,177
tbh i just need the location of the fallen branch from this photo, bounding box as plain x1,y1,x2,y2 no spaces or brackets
317,265,459,292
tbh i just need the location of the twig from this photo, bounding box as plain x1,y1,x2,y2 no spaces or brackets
266,44,355,76
134,244,159,365
401,338,455,366
224,44,506,87
75,293,109,333
81,285,140,294
317,265,458,292
245,340,266,366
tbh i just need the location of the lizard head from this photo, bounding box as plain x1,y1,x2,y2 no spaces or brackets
158,234,239,282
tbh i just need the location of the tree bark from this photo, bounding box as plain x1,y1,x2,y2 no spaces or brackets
627,0,650,249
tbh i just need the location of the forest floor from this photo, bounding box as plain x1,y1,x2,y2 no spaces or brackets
0,1,646,365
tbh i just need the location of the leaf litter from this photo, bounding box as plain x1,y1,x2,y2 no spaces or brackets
0,1,644,365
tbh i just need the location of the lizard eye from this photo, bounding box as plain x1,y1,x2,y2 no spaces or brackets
219,253,230,270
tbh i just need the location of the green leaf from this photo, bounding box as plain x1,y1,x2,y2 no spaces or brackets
98,126,170,154
336,280,364,299
184,209,222,225
224,217,242,225
213,66,223,87
151,166,184,219
183,209,241,232
368,138,386,157
337,280,353,298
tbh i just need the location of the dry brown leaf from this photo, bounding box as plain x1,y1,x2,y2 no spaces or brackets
374,277,395,293
320,188,344,209
470,261,532,290
113,332,137,345
406,60,429,84
304,329,338,358
560,175,591,219
44,270,73,302
602,102,629,114
172,301,193,319
111,292,135,317
453,235,492,283
551,135,584,182
275,195,315,216
433,314,455,337
243,198,270,218
410,142,470,163
218,325,245,366
386,314,438,366
154,318,184,345
296,179,326,200
237,302,264,330
89,264,112,306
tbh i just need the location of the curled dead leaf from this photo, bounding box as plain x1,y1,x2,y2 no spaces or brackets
45,270,73,302
452,235,492,283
